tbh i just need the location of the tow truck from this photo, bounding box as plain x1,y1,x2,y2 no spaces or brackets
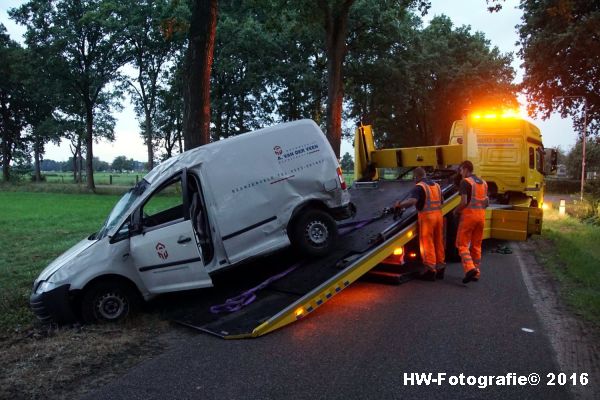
176,110,556,338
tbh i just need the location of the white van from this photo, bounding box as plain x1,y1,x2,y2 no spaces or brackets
30,120,354,323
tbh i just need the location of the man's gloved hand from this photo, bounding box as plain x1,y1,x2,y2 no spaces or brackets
393,205,405,220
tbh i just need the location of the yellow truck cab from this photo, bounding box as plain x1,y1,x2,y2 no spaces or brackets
449,112,553,207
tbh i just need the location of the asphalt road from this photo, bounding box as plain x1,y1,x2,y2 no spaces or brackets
85,242,574,400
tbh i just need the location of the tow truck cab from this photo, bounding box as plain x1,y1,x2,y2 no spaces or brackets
449,114,558,207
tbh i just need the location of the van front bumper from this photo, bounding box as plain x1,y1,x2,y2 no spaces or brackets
30,284,77,324
330,202,357,220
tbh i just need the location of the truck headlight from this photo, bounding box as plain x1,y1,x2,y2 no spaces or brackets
34,281,56,295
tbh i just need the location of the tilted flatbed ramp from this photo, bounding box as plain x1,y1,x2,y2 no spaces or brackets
175,180,460,339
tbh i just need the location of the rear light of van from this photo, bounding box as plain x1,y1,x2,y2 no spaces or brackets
336,167,347,190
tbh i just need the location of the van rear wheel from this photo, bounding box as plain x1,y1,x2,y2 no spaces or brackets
81,281,139,324
291,209,338,257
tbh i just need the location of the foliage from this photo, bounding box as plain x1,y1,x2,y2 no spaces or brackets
346,14,517,147
155,62,185,159
539,210,600,325
340,152,354,172
112,155,136,172
545,178,581,195
565,137,600,180
210,0,279,139
0,24,30,182
518,0,600,136
10,0,130,190
121,0,186,170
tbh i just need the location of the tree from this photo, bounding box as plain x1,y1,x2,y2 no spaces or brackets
566,138,600,180
319,0,356,158
0,24,29,181
345,13,517,147
211,0,284,140
155,63,185,159
183,0,218,150
112,155,134,172
518,0,600,136
340,152,354,172
122,0,183,170
279,0,430,158
11,0,129,190
20,47,63,182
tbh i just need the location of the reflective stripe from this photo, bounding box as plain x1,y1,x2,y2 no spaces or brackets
418,181,442,213
465,176,488,210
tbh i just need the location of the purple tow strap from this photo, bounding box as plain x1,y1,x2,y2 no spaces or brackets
210,262,303,314
209,212,388,314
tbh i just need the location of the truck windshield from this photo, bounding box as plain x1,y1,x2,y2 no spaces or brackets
96,179,149,239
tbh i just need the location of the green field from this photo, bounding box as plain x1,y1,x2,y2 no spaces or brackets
42,171,144,186
0,191,121,330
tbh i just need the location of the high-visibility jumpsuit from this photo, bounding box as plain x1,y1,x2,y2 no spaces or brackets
456,176,488,278
417,181,445,271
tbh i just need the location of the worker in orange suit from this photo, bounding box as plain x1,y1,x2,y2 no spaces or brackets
454,160,489,284
395,167,445,281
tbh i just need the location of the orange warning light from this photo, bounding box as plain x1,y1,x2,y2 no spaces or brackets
295,308,304,317
472,109,520,121
393,247,403,256
407,231,413,238
409,252,417,258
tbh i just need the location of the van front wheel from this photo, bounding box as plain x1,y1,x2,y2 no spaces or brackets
291,209,338,257
81,281,139,324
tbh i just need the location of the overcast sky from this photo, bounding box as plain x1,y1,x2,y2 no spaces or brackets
1,0,577,162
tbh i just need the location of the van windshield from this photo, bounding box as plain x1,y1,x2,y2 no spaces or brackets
96,179,149,239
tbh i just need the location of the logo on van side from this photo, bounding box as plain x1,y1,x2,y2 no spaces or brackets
276,142,320,162
156,243,169,260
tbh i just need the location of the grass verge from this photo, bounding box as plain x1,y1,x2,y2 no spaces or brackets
0,191,123,330
0,190,173,399
534,207,600,326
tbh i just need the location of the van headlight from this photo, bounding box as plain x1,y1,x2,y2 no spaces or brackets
34,281,56,295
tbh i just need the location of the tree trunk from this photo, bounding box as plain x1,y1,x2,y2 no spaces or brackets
1,133,10,182
34,138,42,182
85,105,95,190
323,1,354,159
72,155,77,182
1,102,13,182
145,111,154,170
183,0,218,150
1,144,9,182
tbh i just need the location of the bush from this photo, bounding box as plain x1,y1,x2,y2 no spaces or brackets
29,174,47,182
545,178,581,194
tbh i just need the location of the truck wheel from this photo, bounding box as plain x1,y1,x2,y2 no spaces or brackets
81,281,139,324
291,209,338,257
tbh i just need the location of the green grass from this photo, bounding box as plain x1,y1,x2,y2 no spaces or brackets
535,209,600,325
0,191,121,331
42,172,144,186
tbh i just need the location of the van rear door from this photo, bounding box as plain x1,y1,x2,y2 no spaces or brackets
130,172,213,294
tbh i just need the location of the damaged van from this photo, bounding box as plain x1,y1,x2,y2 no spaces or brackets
30,120,354,323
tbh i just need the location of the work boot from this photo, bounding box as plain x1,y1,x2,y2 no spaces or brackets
420,268,436,281
435,267,445,280
462,268,478,284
